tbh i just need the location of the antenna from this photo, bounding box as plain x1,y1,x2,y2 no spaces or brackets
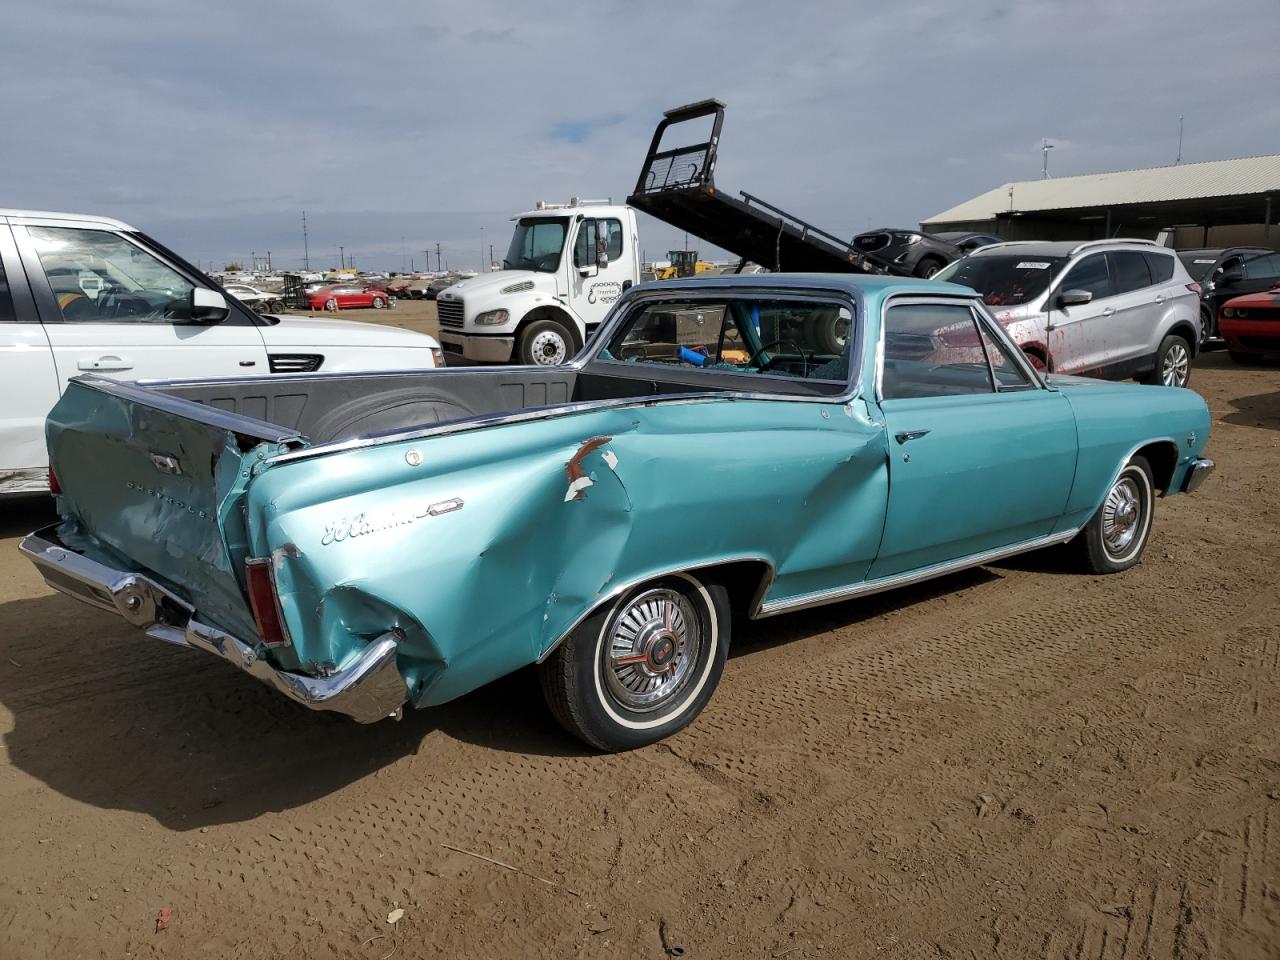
1176,115,1184,164
1041,139,1054,179
301,211,310,271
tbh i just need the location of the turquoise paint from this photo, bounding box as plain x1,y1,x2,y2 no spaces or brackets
43,274,1215,716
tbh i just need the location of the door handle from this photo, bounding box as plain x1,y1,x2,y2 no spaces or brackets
77,355,133,371
894,429,931,444
1101,308,1115,317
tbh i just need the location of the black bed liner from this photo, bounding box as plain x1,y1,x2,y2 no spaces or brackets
626,99,908,277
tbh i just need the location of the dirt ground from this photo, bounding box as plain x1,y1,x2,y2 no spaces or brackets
1,343,1279,959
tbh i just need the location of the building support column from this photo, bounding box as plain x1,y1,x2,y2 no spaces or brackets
1104,209,1112,239
1266,196,1273,241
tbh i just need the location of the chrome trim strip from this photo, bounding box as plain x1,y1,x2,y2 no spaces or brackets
19,526,405,723
757,528,1081,616
1182,457,1214,494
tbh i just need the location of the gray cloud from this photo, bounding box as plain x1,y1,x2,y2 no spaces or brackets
3,0,1278,270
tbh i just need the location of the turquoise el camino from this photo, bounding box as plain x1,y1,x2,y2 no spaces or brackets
22,274,1215,750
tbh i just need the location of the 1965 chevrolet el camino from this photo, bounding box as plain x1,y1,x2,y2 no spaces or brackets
21,274,1214,750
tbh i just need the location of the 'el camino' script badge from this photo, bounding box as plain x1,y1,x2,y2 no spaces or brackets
321,498,464,545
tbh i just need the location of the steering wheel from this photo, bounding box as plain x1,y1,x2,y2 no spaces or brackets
747,338,811,378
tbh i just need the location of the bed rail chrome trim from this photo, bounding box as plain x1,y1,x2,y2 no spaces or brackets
757,528,1081,616
19,525,406,723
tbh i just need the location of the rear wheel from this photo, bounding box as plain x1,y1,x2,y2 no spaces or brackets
1066,455,1155,574
518,317,574,366
539,572,730,751
1143,334,1192,387
372,296,386,309
1200,306,1215,344
324,297,338,312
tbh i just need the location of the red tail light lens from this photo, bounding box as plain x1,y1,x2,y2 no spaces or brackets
48,468,61,496
1186,282,1202,295
245,558,290,648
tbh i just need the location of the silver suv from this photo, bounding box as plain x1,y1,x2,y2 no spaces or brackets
935,239,1201,387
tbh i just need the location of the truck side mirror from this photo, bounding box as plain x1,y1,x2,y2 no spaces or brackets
190,287,230,323
1058,288,1093,307
597,249,609,268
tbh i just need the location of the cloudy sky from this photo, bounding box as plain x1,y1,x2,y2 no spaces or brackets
4,0,1278,272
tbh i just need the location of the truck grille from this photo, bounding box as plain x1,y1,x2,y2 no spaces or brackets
854,232,892,252
269,353,324,373
437,298,464,329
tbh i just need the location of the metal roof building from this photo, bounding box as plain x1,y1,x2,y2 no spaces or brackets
923,155,1280,247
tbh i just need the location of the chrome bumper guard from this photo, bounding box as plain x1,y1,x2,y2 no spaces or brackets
1182,457,1214,494
18,526,407,723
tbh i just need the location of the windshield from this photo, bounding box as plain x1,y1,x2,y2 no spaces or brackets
936,254,1065,307
1178,252,1221,282
504,217,568,273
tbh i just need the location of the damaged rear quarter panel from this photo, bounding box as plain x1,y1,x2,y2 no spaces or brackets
244,396,889,707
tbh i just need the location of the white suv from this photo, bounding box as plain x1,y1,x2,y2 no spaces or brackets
936,239,1201,387
0,208,443,496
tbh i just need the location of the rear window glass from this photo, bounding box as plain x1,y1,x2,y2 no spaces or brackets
1111,251,1152,294
1146,252,1175,283
1177,253,1217,282
935,254,1065,306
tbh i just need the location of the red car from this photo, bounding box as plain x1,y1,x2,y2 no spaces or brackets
307,284,391,312
1220,287,1280,363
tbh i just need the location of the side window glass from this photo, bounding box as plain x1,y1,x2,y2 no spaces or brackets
1110,251,1152,295
977,319,1033,390
882,303,995,400
25,226,194,324
1144,252,1175,283
574,220,599,268
1060,254,1112,301
0,261,16,323
1245,253,1280,279
600,218,624,260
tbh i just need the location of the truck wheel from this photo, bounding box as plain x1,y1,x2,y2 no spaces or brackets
518,318,574,365
1143,334,1192,387
539,572,730,751
914,256,945,279
810,308,850,355
1066,455,1155,574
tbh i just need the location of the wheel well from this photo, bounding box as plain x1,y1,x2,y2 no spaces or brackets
1168,322,1199,357
692,559,774,619
515,306,582,351
1021,343,1049,367
1134,441,1179,494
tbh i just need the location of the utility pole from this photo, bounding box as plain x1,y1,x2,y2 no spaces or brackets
1176,115,1184,164
489,243,494,270
1041,139,1054,179
301,211,310,271
435,243,442,272
480,227,485,273
339,245,345,270
423,251,431,274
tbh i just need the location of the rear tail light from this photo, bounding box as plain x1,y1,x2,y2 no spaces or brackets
48,468,61,496
1186,282,1201,295
245,558,291,648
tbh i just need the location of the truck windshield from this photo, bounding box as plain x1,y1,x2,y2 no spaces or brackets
936,254,1066,306
504,217,569,273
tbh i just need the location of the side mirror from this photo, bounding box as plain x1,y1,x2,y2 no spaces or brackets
1219,269,1243,287
191,288,230,323
1058,288,1093,307
597,248,609,269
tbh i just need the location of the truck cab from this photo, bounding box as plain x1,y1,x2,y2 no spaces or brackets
436,200,640,365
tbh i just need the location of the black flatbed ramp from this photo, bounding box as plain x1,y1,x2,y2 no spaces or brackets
627,99,904,276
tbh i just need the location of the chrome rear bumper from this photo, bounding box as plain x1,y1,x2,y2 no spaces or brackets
1182,457,1215,494
18,525,406,723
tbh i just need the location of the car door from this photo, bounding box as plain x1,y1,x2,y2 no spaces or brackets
0,223,63,491
869,299,1077,580
568,217,634,336
12,219,269,384
1102,250,1159,367
1047,252,1117,374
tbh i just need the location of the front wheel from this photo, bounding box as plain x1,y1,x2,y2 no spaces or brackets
539,573,731,751
324,297,338,312
1144,334,1192,387
517,318,575,366
1066,455,1155,574
372,296,386,309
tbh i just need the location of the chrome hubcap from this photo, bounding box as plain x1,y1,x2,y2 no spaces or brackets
604,589,700,712
1102,477,1142,555
1162,343,1189,386
531,330,568,365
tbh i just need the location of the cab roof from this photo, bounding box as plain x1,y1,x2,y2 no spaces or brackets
0,208,137,231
